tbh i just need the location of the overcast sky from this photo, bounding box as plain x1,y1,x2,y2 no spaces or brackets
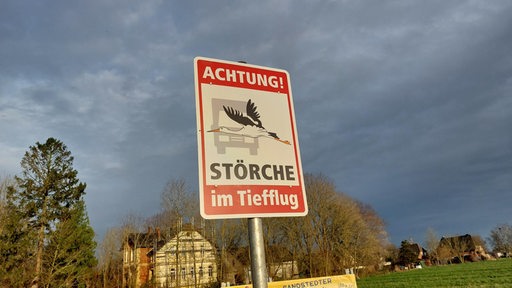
1,1,511,246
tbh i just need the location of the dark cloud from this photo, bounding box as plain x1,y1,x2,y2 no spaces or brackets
1,0,511,245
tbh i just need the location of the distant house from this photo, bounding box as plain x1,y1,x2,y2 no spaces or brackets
123,228,163,287
149,226,218,288
123,225,218,288
437,234,491,263
268,260,298,280
266,245,299,280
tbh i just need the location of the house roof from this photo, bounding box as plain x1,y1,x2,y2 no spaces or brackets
145,227,216,257
125,227,166,249
439,234,476,251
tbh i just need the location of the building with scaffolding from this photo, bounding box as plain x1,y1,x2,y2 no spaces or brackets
123,224,218,288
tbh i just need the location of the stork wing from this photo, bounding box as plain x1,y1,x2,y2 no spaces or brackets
223,105,255,126
246,99,261,121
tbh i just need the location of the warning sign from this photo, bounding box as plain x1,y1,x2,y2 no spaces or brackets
229,275,358,288
194,57,307,219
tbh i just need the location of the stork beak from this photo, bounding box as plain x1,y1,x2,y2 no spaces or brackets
276,138,291,145
208,128,220,132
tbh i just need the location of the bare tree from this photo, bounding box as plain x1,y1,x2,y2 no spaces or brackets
98,227,124,288
262,217,295,280
277,174,388,277
489,224,512,256
215,219,247,284
300,173,338,276
471,235,487,250
354,201,389,274
424,227,439,264
158,178,200,234
0,176,15,232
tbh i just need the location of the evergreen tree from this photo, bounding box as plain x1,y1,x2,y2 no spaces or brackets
43,200,97,287
4,138,95,287
0,191,36,287
398,240,419,267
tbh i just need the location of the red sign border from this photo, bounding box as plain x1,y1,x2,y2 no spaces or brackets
194,57,307,219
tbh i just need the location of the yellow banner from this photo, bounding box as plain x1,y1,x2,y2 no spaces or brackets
230,275,357,288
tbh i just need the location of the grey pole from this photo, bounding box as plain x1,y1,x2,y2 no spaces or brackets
248,218,268,288
238,60,267,288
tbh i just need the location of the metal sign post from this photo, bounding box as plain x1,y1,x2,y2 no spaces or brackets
248,218,268,288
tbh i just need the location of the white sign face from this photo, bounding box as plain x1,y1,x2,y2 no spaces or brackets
194,57,307,219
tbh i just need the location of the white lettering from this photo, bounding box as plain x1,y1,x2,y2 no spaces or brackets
201,65,284,89
211,190,233,207
236,189,299,210
215,68,225,81
202,66,214,80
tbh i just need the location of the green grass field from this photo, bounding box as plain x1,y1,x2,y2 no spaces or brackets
356,258,512,288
